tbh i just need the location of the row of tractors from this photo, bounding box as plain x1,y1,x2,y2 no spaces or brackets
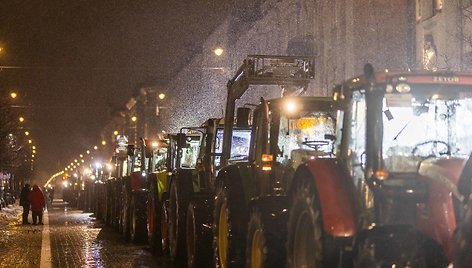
86,55,472,267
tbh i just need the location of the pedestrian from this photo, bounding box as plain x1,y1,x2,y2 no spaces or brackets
19,184,31,224
28,185,45,225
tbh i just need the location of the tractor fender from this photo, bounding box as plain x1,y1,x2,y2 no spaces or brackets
172,168,194,189
294,159,358,237
417,156,467,260
352,225,448,267
214,165,246,206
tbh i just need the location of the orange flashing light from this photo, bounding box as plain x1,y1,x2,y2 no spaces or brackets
261,154,273,172
262,166,272,171
374,170,389,180
262,154,273,162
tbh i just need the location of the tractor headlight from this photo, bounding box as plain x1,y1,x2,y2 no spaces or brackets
395,83,411,93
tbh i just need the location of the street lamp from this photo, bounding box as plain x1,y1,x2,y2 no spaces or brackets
131,115,137,122
10,92,17,99
158,93,166,100
19,116,25,123
214,47,224,56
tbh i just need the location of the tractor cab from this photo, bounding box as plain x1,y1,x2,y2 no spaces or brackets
334,65,472,261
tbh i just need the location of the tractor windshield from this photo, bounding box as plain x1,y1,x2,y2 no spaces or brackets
383,93,472,172
180,135,201,168
154,147,168,171
348,88,472,174
276,110,335,169
214,128,252,167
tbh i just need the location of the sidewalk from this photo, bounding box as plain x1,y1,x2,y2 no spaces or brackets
0,203,22,225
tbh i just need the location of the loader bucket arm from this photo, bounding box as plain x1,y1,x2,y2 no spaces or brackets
222,55,315,166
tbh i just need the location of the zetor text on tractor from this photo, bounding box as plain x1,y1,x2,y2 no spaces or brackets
286,64,472,267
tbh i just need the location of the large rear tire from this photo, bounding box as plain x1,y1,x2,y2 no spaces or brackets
187,192,214,268
130,191,148,243
168,173,193,263
246,196,289,268
286,178,325,268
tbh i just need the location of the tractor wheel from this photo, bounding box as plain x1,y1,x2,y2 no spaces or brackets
121,181,131,241
114,180,123,232
286,177,325,268
130,191,148,243
213,180,245,268
161,192,170,256
186,193,214,268
246,196,289,268
168,174,193,263
148,181,163,255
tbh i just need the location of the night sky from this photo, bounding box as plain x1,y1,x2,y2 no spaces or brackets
0,0,232,180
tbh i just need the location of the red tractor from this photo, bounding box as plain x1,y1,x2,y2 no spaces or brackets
285,65,472,267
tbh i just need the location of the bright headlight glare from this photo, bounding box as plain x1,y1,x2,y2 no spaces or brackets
286,101,296,112
395,83,411,93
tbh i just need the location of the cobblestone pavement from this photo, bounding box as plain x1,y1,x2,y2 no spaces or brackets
0,200,178,268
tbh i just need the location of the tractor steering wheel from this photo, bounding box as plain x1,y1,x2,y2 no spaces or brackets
411,140,451,159
302,140,329,151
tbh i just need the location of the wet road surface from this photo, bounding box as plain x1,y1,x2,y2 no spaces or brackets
0,200,177,267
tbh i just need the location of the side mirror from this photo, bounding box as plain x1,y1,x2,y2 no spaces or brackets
236,107,251,128
176,133,187,148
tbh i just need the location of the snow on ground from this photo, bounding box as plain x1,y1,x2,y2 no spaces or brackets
0,204,22,225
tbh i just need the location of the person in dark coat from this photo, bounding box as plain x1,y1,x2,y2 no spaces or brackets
28,185,45,225
19,184,31,224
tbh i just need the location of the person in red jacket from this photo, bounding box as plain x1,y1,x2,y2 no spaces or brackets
28,184,45,225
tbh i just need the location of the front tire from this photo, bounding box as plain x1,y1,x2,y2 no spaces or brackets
286,178,324,268
213,179,245,268
246,196,289,268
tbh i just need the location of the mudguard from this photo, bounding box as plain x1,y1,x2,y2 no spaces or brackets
300,158,359,237
417,157,466,260
214,163,250,204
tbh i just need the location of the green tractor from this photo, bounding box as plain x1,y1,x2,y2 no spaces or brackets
167,120,252,267
211,55,333,268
